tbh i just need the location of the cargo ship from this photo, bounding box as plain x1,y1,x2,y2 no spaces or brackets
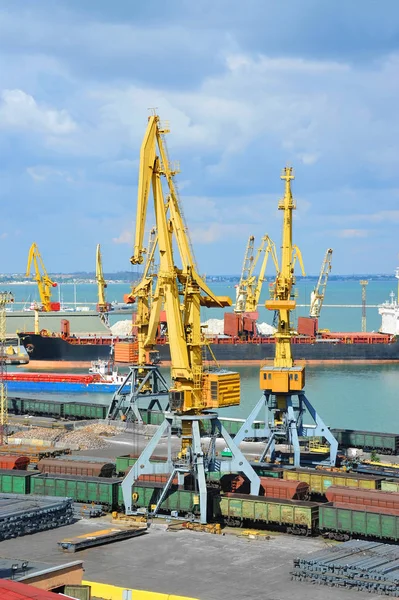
4,360,125,393
16,292,399,364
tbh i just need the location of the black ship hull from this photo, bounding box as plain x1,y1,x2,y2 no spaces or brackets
18,333,399,362
157,340,399,362
18,333,113,361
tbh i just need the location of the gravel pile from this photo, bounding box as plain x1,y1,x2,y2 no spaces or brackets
202,318,224,335
111,320,133,336
257,322,276,335
9,424,120,450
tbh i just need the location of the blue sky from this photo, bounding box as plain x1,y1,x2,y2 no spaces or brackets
0,0,399,275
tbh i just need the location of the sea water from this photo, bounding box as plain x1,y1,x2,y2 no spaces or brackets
7,279,399,434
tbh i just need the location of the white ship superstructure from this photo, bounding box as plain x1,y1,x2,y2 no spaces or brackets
379,267,399,335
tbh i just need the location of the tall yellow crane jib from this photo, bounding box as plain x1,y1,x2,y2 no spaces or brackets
131,113,239,418
309,248,333,318
96,244,109,312
25,243,57,312
235,235,255,313
261,167,306,393
131,116,161,266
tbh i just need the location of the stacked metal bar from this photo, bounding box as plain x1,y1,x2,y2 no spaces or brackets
0,493,73,540
292,540,399,596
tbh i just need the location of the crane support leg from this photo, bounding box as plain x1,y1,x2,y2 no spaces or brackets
122,412,261,523
298,392,338,467
122,418,172,513
287,401,300,467
192,420,207,524
234,393,271,445
107,365,170,421
236,390,338,467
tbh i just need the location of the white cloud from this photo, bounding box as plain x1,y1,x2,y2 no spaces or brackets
27,166,74,182
113,229,132,245
337,229,369,239
0,89,76,135
190,223,244,244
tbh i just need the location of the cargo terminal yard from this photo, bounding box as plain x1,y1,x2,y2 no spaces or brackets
2,114,399,600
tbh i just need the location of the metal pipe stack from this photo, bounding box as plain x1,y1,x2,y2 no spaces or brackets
0,493,73,540
292,540,399,596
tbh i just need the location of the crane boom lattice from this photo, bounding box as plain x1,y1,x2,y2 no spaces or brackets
0,292,14,445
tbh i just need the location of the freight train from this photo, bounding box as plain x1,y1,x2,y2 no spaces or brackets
5,469,399,543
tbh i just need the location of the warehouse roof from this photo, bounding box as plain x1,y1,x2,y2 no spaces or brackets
0,578,71,599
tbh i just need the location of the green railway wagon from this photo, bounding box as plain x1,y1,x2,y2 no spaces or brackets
331,429,399,455
115,455,167,476
214,493,319,534
381,479,399,493
0,470,33,494
31,474,120,509
319,503,399,542
8,397,24,414
118,482,199,516
22,398,64,418
283,468,383,495
63,403,108,420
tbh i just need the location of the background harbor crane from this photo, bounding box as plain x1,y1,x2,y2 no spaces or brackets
235,167,338,467
235,234,278,313
309,248,333,318
95,244,111,314
25,243,57,312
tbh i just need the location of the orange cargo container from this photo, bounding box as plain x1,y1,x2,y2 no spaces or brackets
114,342,138,363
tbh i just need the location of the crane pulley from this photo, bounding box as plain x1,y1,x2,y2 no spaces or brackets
235,235,279,313
309,248,333,318
25,243,57,312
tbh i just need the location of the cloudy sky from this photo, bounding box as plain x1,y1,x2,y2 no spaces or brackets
0,0,398,275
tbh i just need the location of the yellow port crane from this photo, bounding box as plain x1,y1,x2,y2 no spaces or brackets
95,244,110,313
235,234,278,313
25,243,57,312
309,248,333,318
121,114,260,522
234,167,338,467
0,292,13,445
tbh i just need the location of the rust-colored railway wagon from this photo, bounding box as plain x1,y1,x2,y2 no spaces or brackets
325,486,399,511
219,474,309,500
37,458,115,478
0,456,30,470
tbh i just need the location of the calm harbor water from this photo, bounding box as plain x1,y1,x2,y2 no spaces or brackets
6,279,399,435
11,363,399,435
